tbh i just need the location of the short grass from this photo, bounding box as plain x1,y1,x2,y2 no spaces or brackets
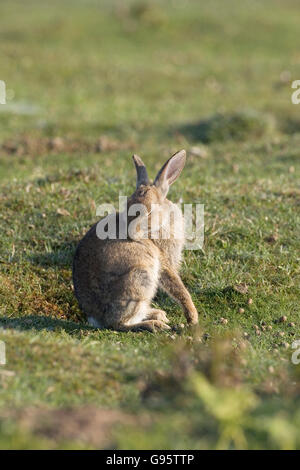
0,0,299,449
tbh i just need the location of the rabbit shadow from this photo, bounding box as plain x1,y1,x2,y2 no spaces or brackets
0,315,90,336
28,241,77,269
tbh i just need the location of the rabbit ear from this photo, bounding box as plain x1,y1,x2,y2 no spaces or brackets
154,150,186,197
132,154,149,188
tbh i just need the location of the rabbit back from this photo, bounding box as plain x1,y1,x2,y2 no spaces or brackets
73,222,161,328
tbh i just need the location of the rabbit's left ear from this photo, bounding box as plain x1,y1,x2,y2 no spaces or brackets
154,150,186,198
132,154,149,188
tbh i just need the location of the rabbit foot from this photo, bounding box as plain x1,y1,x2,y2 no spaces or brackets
147,309,169,324
186,310,199,325
144,319,171,332
118,319,170,332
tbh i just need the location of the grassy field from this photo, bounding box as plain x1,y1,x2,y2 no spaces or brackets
0,0,299,449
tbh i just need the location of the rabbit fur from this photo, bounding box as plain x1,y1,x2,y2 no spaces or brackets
72,150,198,332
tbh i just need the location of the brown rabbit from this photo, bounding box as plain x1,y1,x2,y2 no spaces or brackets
72,150,198,332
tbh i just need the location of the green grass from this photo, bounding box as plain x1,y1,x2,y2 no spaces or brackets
0,0,299,449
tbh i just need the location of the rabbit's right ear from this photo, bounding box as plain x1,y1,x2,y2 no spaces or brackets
154,149,186,198
132,154,149,188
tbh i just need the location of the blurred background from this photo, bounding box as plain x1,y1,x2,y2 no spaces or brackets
1,0,300,154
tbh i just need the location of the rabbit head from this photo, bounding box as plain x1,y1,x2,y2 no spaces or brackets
126,150,186,241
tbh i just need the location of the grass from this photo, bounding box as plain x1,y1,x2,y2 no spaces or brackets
0,0,299,449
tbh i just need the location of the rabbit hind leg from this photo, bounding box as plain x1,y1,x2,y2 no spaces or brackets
117,301,170,332
147,308,169,324
117,319,170,332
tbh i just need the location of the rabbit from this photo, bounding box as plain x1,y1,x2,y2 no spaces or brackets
72,150,198,332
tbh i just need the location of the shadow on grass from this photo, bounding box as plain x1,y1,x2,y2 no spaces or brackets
174,110,274,143
279,117,300,135
0,315,90,336
195,285,250,307
275,152,300,165
28,241,77,269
